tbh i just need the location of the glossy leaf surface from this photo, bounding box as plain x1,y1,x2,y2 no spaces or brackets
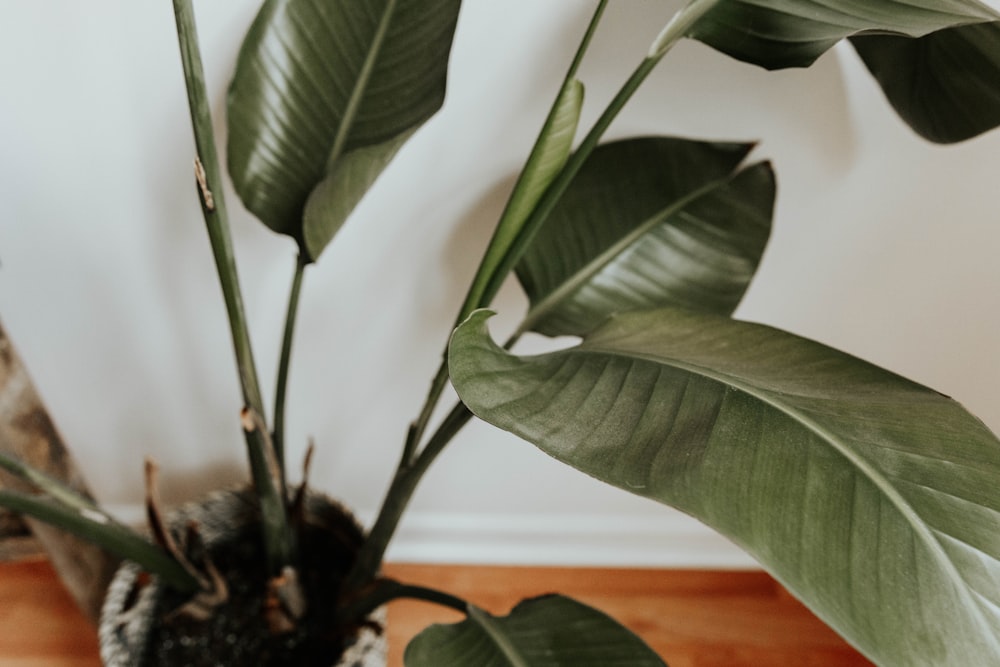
227,0,461,260
851,21,1000,143
686,0,999,70
450,308,1000,666
404,594,666,666
515,137,773,337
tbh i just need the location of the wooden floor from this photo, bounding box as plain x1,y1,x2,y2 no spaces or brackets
0,559,872,667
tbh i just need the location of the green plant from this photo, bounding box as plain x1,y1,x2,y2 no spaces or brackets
3,0,1000,665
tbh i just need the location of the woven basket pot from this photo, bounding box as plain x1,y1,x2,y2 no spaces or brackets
98,489,386,667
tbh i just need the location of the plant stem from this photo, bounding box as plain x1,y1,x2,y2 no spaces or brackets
242,407,297,570
401,363,449,464
172,0,292,575
347,401,474,589
472,0,719,308
649,0,720,59
0,451,101,514
273,253,308,470
567,0,610,80
401,0,611,469
338,579,468,622
347,327,519,587
172,0,265,420
351,0,713,592
471,70,651,310
0,490,200,594
450,0,608,331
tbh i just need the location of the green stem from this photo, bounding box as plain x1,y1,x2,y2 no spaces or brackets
0,451,101,513
373,4,664,558
567,0,610,80
649,0,720,59
471,65,653,310
273,253,308,470
242,407,296,571
401,363,449,464
401,0,611,469
347,401,474,589
348,327,519,587
350,0,714,591
172,0,292,574
172,0,265,420
399,5,680,454
339,579,468,623
472,0,718,312
0,490,200,594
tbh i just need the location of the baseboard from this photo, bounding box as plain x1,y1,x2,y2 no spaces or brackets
106,503,758,569
370,510,758,568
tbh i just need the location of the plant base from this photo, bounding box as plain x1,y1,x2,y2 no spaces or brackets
99,489,386,667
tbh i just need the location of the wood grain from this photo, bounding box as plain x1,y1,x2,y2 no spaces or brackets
381,564,873,667
0,559,101,667
0,559,872,666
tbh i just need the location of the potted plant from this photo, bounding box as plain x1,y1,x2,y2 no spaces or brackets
2,0,1000,665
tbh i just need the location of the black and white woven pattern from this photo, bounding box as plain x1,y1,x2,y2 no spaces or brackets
98,489,386,667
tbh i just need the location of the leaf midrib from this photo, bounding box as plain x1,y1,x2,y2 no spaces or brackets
518,174,736,335
467,605,531,667
326,0,400,172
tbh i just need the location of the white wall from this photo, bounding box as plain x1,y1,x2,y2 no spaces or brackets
1,1,999,567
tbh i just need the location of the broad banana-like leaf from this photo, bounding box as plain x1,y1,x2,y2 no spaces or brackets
449,308,1000,666
227,0,462,261
404,594,667,666
515,137,773,337
685,0,999,70
850,22,1000,143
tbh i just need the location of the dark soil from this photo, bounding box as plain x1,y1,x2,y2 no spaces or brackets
142,501,374,667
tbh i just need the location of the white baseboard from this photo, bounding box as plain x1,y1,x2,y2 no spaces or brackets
369,510,759,569
106,503,758,569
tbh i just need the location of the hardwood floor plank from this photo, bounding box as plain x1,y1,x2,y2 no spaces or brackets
0,559,101,667
0,559,872,666
381,564,873,667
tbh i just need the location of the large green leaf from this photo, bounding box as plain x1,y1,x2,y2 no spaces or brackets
227,0,462,261
404,594,667,666
684,0,999,70
449,308,1000,666
850,21,1000,143
515,137,773,338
